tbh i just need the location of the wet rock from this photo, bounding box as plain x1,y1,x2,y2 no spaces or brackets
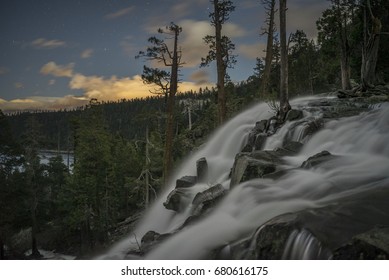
176,176,197,189
230,145,304,188
254,120,268,133
301,151,337,169
141,230,161,244
282,141,304,154
301,118,324,140
285,109,304,122
333,226,389,260
140,231,171,254
196,158,208,183
242,214,299,260
163,188,187,212
254,133,267,150
230,152,279,188
192,184,227,216
267,117,278,135
241,144,253,153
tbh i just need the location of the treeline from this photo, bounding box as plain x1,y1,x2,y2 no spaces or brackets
6,90,215,151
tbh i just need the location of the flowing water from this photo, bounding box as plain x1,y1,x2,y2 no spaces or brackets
99,96,389,259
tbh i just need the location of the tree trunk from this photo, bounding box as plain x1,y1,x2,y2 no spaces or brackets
361,2,381,91
30,192,40,258
215,0,227,125
145,126,150,209
279,0,291,121
163,27,180,184
340,53,352,90
259,0,276,98
335,0,352,90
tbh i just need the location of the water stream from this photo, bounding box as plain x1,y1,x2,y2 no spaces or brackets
99,96,389,259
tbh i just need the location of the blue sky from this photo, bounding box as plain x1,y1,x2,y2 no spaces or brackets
0,0,330,111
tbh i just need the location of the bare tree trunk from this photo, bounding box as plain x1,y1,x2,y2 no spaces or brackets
214,0,227,125
335,0,352,90
259,0,276,98
279,0,291,121
163,27,180,184
361,0,381,91
145,126,150,209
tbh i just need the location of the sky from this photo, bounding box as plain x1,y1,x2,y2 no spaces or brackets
0,0,330,112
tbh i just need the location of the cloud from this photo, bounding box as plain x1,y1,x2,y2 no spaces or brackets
189,70,211,85
40,61,75,77
81,48,94,59
0,96,89,112
68,73,212,101
176,20,247,68
68,73,166,101
0,67,9,75
3,61,214,112
238,43,267,59
31,38,67,49
105,6,134,20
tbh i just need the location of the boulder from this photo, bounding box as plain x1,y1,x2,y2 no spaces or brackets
333,226,389,260
238,214,300,260
282,141,304,154
196,158,208,183
301,151,337,169
176,176,197,189
285,109,304,122
230,152,279,188
163,189,186,212
192,184,227,216
254,120,268,133
140,231,171,254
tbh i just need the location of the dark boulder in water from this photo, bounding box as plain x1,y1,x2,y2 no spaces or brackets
333,226,389,260
196,157,208,183
191,184,227,216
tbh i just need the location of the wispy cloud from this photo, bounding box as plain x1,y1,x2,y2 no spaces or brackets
105,6,134,20
189,70,211,85
40,61,75,77
81,48,94,59
31,38,67,49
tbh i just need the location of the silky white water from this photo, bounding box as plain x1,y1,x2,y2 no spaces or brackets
99,96,389,259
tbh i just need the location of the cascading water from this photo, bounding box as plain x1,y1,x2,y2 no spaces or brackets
99,96,389,260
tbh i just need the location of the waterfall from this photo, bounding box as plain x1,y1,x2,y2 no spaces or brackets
99,96,389,259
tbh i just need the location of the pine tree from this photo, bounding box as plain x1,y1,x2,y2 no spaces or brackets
136,23,184,184
279,0,291,120
259,0,276,99
201,0,236,125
